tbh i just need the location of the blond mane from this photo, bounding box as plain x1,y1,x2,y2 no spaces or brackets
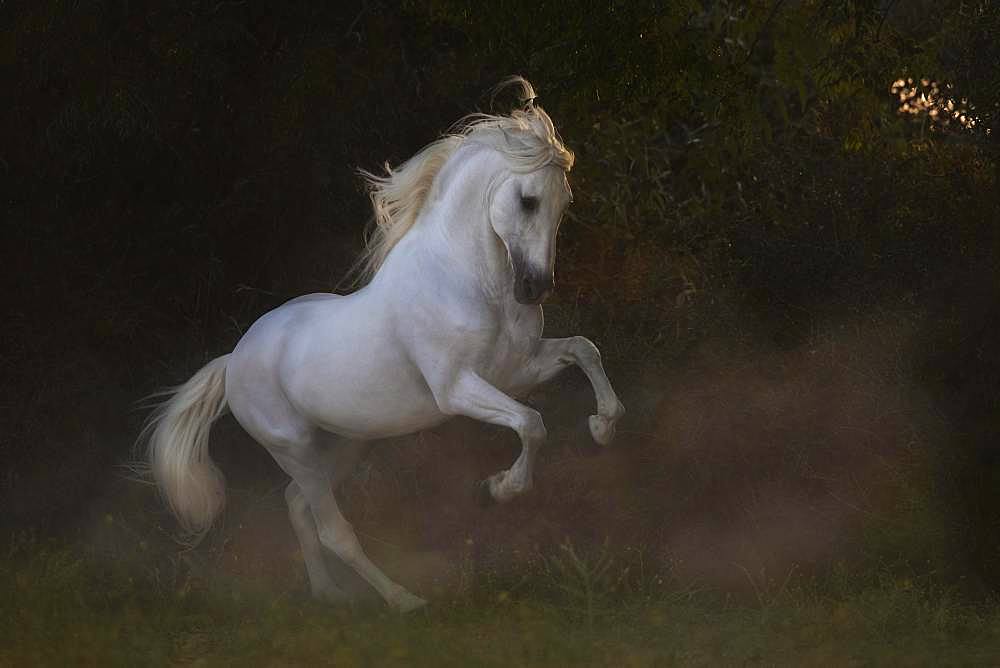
348,76,575,286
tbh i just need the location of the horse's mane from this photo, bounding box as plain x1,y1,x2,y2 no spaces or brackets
347,76,575,287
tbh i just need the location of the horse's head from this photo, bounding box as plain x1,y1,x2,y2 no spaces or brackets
352,77,574,301
477,79,575,304
488,165,573,304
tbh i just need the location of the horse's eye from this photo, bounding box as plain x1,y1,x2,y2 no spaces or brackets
520,195,539,213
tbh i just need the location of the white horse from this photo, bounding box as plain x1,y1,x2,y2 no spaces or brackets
142,77,625,612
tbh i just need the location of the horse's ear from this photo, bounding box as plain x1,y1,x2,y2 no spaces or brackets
489,75,536,112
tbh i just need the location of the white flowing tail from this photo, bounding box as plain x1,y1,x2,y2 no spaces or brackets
141,354,230,543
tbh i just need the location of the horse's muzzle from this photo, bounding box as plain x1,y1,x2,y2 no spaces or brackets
514,271,554,304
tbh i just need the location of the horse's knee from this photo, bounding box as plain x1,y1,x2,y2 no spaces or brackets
571,336,601,367
518,410,547,447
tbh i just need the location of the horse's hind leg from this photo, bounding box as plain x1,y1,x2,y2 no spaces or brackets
285,440,376,603
272,441,427,613
285,480,348,603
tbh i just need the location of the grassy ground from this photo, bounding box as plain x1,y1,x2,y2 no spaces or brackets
4,532,1000,667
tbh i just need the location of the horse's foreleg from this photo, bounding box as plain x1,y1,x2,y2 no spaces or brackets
436,372,547,504
525,337,625,445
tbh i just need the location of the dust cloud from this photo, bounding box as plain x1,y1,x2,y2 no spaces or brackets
82,308,951,601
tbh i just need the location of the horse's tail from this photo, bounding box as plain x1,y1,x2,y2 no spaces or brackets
139,354,230,545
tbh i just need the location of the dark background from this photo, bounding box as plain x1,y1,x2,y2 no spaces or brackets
3,0,999,596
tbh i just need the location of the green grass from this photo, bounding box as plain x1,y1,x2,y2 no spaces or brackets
4,536,1000,667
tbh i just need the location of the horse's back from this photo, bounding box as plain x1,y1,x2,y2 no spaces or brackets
231,292,345,359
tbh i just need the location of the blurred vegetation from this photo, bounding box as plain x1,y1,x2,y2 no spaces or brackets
2,0,1000,617
4,533,1000,665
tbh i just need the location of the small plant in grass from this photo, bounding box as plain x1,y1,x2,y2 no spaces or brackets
541,538,626,628
733,562,800,622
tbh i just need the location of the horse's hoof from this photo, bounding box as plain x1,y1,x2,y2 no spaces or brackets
589,414,616,446
391,590,428,613
475,478,496,507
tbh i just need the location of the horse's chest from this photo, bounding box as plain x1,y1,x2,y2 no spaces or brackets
479,308,541,384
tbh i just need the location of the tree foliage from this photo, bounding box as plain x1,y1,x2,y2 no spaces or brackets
2,0,999,582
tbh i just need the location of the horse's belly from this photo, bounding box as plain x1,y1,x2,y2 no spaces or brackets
280,327,447,440
290,366,447,440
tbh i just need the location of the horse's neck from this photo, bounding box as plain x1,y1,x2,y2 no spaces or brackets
435,215,511,302
417,153,514,304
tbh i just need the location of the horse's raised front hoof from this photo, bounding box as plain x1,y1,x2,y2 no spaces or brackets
475,478,496,508
390,589,428,614
589,414,617,446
